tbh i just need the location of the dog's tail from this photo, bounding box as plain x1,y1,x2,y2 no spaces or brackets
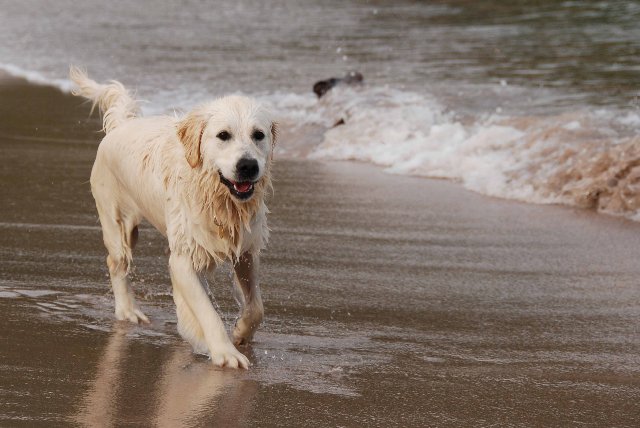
69,65,140,134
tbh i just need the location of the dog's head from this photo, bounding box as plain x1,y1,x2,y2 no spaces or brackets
177,95,277,201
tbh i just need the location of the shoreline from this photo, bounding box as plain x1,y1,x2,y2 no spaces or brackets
3,70,640,227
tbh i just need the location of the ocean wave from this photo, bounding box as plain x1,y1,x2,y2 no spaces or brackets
269,86,640,221
0,62,74,93
4,62,639,221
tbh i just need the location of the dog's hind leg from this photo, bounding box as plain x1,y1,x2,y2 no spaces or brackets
96,201,149,324
232,253,264,346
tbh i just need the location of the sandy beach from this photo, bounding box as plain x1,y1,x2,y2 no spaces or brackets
1,76,640,426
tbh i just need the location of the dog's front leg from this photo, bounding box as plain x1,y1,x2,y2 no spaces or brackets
169,253,250,369
232,252,264,346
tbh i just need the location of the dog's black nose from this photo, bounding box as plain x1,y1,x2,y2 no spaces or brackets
236,157,259,181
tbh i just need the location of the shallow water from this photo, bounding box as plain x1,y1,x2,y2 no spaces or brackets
2,81,640,426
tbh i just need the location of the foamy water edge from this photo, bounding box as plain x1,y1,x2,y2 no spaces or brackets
4,63,640,222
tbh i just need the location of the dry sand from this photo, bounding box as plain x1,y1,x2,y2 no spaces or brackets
1,75,640,426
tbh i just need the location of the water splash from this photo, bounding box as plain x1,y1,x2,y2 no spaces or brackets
269,86,640,221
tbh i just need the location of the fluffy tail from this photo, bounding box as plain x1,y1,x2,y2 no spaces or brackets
69,65,140,133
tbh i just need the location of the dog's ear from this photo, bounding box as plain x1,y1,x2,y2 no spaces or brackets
177,110,208,168
270,122,278,150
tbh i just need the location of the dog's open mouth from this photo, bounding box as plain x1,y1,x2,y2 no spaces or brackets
219,172,255,200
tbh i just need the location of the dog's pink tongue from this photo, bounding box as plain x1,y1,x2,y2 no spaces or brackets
234,182,252,193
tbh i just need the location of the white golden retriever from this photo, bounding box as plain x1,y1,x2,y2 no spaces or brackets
70,67,276,369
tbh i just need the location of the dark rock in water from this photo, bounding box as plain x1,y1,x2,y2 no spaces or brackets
313,71,363,98
313,78,339,99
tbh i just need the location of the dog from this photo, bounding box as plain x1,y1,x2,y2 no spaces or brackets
70,67,276,369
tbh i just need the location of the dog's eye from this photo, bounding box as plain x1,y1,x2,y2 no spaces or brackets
217,131,231,141
252,130,265,141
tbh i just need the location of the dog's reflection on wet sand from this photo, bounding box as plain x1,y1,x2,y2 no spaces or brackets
75,324,257,427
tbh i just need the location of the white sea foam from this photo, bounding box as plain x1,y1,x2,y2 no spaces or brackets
0,62,75,93
270,86,640,220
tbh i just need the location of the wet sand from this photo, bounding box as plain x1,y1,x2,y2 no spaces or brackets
1,76,640,427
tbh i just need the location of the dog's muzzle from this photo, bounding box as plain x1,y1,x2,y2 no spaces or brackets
219,158,260,201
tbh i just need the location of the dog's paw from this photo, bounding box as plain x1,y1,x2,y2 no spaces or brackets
232,322,254,346
232,307,263,346
210,345,250,369
115,305,150,324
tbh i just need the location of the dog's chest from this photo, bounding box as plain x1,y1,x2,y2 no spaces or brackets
190,220,235,257
188,211,260,260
